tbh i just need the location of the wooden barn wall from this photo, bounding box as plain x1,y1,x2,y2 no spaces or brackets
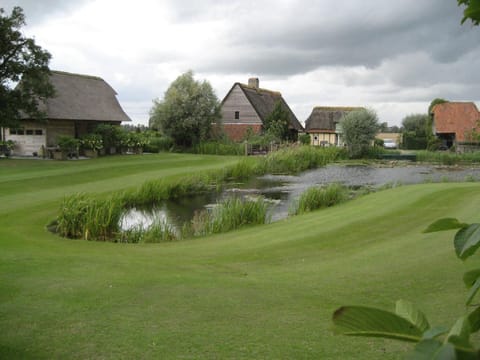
221,85,262,125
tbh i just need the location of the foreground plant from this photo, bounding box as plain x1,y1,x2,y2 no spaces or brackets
332,218,480,358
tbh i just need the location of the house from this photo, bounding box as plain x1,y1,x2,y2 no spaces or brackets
220,78,303,141
431,102,480,148
305,106,363,146
2,70,131,156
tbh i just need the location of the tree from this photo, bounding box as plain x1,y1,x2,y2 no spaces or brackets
263,100,290,141
149,71,221,147
401,114,430,150
0,7,54,133
340,108,379,158
428,98,448,114
458,0,480,25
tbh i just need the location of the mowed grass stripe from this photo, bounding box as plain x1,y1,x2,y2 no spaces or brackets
1,155,479,359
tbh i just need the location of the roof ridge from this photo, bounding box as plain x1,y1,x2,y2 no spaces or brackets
51,70,104,81
238,82,282,96
313,106,363,111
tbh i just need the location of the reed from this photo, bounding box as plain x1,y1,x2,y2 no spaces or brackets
192,141,244,155
259,146,346,174
416,150,480,165
119,220,177,243
291,183,348,215
189,196,269,236
56,193,123,241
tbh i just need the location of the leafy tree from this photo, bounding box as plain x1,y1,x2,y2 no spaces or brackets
149,71,221,147
333,217,480,358
0,7,54,132
340,108,379,158
428,98,449,114
458,0,480,25
263,100,290,141
401,114,430,150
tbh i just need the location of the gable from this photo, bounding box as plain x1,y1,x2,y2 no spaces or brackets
221,84,262,125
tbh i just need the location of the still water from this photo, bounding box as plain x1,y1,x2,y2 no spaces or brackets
121,164,480,231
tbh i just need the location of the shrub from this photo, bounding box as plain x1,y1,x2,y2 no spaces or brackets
298,133,311,145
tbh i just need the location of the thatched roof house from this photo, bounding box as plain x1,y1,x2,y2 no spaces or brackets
4,71,131,156
220,78,303,141
305,106,363,146
431,102,480,147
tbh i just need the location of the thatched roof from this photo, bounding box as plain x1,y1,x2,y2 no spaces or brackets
228,82,304,131
305,106,363,132
30,71,131,122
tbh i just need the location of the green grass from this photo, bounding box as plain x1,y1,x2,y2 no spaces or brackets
1,154,480,359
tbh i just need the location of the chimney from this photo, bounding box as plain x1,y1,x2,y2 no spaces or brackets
248,77,259,89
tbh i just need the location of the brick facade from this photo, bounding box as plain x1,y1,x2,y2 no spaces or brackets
223,124,262,142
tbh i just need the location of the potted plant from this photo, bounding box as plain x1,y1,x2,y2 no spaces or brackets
0,140,15,157
81,134,103,158
129,132,150,154
56,136,80,160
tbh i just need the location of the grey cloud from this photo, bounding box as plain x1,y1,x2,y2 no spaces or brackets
2,0,92,25
193,0,477,76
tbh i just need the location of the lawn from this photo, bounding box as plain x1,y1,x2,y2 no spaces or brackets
1,153,479,359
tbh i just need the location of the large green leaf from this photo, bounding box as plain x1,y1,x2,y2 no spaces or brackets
405,339,455,360
447,316,473,352
332,306,423,342
465,278,480,306
396,299,430,332
422,326,448,340
467,306,480,333
423,218,467,233
454,224,480,260
463,269,480,288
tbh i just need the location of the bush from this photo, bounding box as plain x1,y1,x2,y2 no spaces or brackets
143,136,174,152
298,133,311,145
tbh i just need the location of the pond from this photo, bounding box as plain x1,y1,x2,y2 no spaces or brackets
121,163,480,231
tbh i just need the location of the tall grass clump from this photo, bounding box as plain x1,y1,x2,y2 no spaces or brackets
56,193,124,241
290,183,348,215
119,220,177,243
124,173,215,208
189,196,269,236
192,141,244,155
416,150,480,165
259,146,346,174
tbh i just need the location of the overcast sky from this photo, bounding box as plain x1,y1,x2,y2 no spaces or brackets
4,0,480,126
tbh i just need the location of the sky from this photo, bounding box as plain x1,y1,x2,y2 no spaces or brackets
3,0,480,127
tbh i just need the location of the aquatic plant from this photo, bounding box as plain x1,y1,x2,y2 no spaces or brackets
290,183,348,215
189,196,270,236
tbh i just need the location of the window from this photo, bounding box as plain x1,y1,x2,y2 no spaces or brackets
234,111,240,120
34,129,43,135
10,128,25,135
26,129,34,135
